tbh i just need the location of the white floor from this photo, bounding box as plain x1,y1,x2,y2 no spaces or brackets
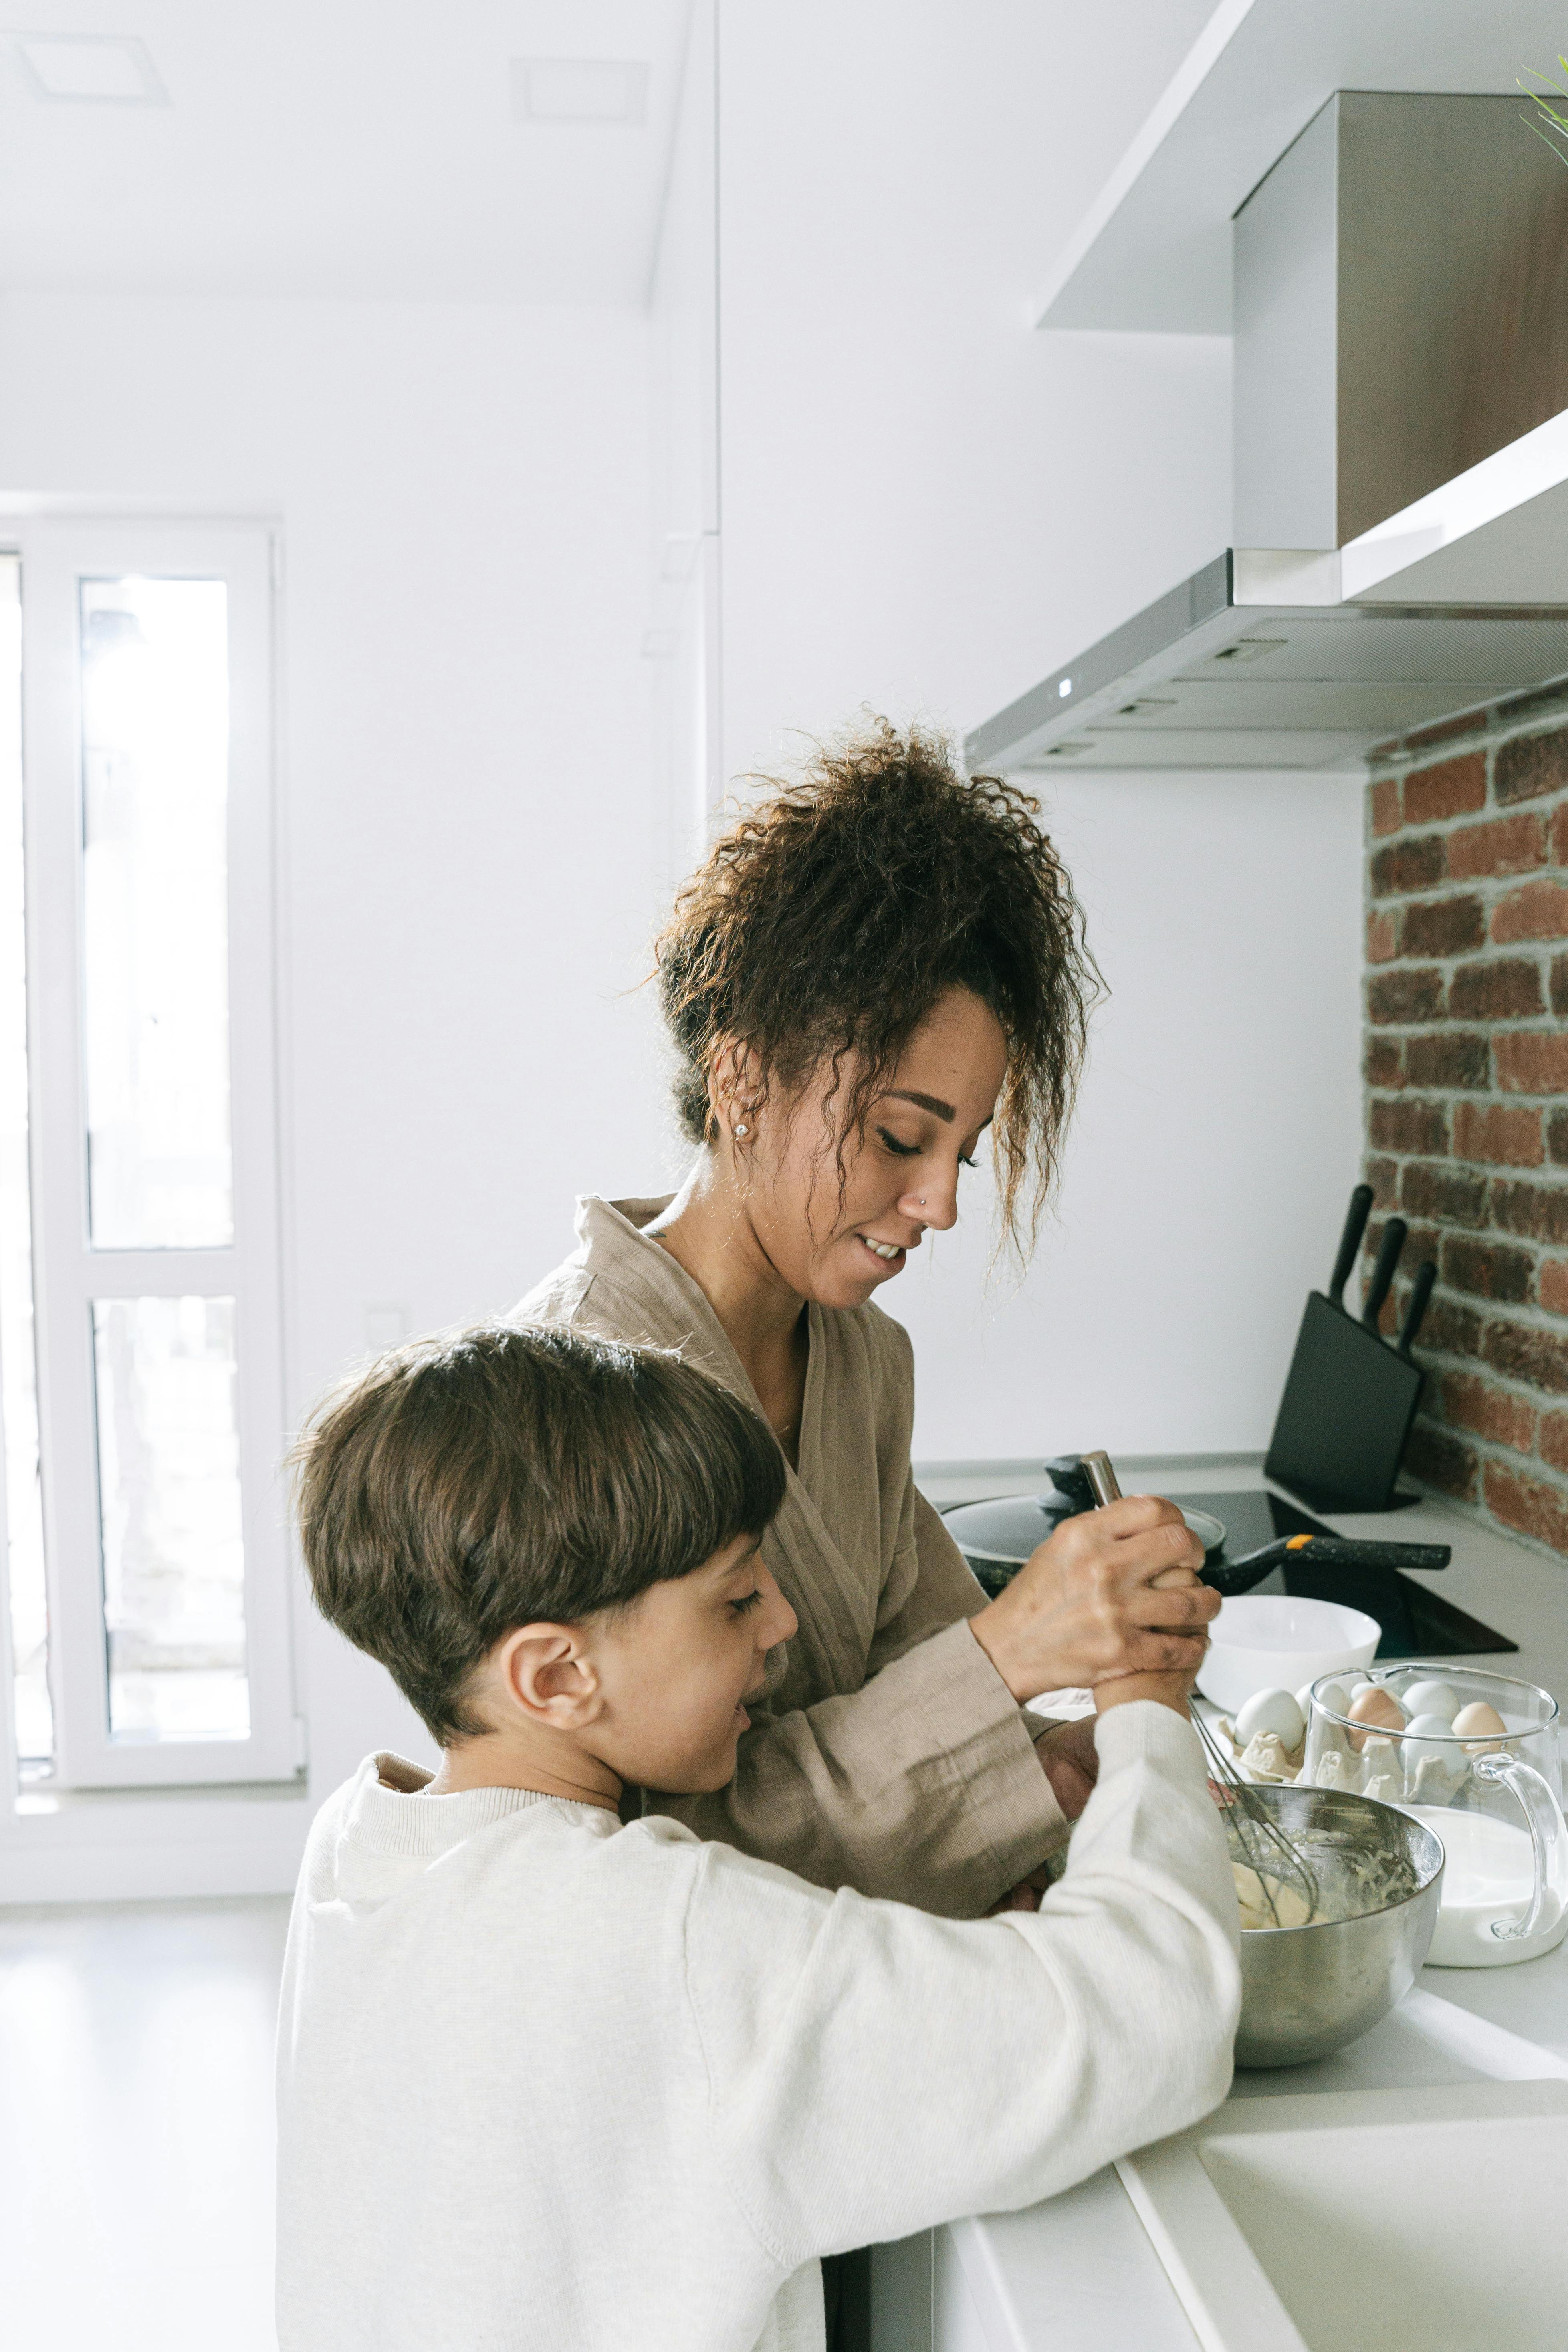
0,1896,287,2351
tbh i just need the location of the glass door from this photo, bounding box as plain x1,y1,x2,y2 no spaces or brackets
17,520,297,1787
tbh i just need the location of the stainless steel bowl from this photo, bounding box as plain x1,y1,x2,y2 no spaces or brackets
1233,1784,1444,2069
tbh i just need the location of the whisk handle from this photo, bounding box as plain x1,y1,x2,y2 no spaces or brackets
1079,1450,1122,1506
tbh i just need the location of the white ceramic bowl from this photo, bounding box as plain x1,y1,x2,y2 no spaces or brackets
1197,1594,1380,1715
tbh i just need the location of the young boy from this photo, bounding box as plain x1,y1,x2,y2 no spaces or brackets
276,1323,1239,2352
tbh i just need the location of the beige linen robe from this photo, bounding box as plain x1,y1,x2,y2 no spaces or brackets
515,1195,1065,1918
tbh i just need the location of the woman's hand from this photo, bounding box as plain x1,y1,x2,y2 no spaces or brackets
969,1495,1218,1703
1092,1553,1209,1717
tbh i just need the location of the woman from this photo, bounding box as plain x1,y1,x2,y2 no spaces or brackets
517,722,1214,1920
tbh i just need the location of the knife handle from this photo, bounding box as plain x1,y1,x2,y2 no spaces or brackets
1328,1183,1376,1306
1362,1216,1408,1331
1399,1260,1437,1356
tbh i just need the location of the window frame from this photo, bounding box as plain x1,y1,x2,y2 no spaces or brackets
12,518,299,1789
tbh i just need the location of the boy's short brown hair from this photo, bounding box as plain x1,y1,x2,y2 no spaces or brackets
293,1321,786,1744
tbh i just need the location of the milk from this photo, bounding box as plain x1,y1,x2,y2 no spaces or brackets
1407,1806,1568,1967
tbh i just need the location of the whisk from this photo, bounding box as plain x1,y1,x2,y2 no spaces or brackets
1079,1451,1320,1928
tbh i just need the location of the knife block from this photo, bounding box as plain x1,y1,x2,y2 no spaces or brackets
1263,1291,1425,1513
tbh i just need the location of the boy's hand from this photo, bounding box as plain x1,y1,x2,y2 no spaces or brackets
1033,1716,1098,1818
1094,1668,1198,1718
995,1654,1201,1912
970,1495,1218,1703
983,1722,1099,1918
988,1876,1046,1915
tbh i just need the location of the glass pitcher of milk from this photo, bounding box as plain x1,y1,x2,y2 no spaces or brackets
1302,1666,1568,1967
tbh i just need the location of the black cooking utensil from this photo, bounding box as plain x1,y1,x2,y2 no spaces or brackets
1044,1454,1100,1516
1201,1530,1451,1597
1263,1188,1429,1513
1263,1534,1447,1569
1199,1551,1279,1598
1171,1485,1516,1655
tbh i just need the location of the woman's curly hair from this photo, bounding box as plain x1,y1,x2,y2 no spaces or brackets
654,719,1100,1256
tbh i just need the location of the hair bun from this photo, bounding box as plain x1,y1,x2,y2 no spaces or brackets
653,717,1098,1255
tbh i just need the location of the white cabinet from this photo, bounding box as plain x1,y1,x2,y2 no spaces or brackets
871,2228,1009,2352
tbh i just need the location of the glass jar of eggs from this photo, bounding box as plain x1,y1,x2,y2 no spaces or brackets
1301,1666,1568,1967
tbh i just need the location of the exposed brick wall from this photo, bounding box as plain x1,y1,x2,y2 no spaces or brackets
1365,692,1568,1557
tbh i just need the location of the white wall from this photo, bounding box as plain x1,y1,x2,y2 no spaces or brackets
0,290,664,1808
892,772,1364,1460
715,3,1365,1461
0,0,1368,1890
646,0,723,885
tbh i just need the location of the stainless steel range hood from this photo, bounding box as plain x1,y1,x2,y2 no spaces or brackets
965,555,1568,775
969,93,1568,776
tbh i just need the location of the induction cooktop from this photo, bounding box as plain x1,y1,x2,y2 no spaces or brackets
1185,1488,1516,1661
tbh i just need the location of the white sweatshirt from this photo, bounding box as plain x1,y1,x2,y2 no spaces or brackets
275,1703,1239,2352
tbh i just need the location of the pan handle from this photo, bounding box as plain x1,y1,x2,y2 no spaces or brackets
1362,1215,1408,1332
1200,1543,1287,1598
1328,1183,1376,1307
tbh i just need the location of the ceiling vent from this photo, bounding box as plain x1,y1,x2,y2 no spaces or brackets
12,32,166,105
511,58,649,129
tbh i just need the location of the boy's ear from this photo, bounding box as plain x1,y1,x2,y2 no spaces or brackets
496,1625,603,1729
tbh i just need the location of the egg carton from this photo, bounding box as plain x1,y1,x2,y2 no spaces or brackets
1209,1713,1306,1786
1215,1717,1480,1807
1308,1725,1472,1809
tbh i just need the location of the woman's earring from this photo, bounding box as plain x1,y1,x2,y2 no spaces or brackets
734,1122,749,1138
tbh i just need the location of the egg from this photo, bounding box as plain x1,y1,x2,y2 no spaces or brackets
1403,1714,1462,1775
1299,1676,1351,1720
1235,1687,1305,1752
1453,1699,1508,1753
1346,1684,1406,1749
1400,1678,1461,1725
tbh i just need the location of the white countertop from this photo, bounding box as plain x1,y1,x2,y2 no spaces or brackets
919,1458,1568,2352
